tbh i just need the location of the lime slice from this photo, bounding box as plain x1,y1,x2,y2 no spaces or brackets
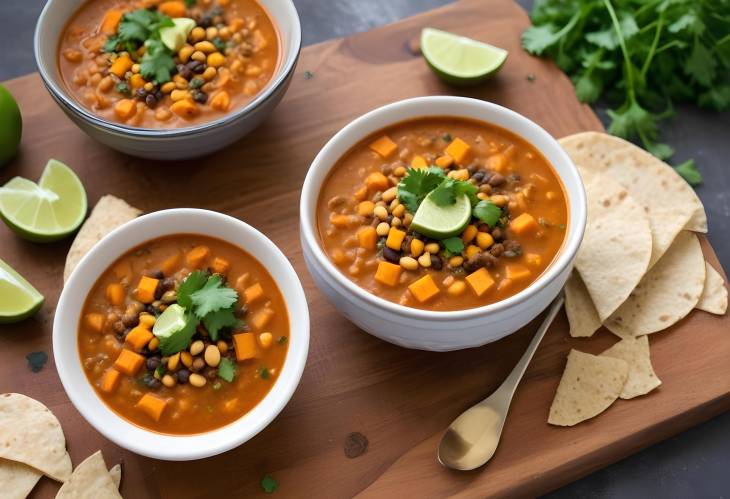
0,85,22,167
411,192,472,239
153,304,186,338
0,258,43,323
421,28,508,85
0,159,87,242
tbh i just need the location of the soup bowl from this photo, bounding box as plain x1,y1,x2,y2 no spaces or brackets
34,0,301,160
300,96,586,351
54,208,309,460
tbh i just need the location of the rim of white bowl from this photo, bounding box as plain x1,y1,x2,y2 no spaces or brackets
300,96,586,322
33,0,301,137
53,209,309,460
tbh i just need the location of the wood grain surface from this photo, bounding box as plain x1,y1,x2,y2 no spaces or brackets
1,0,728,497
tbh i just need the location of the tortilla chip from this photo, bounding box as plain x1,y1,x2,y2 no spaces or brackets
56,451,122,499
109,464,121,489
600,336,661,399
548,350,629,426
559,132,705,267
64,195,142,282
564,271,602,338
576,175,652,320
605,231,705,337
0,459,42,499
0,394,71,482
696,262,728,315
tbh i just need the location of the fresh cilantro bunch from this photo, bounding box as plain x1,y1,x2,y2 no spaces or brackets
522,0,730,185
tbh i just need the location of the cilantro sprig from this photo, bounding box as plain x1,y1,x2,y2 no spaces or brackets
397,167,479,213
472,200,502,227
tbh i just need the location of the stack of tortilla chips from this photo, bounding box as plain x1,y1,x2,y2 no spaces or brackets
547,132,728,426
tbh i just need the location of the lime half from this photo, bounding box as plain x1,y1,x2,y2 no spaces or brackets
411,192,471,239
0,258,43,323
0,159,87,242
0,85,22,167
421,28,508,85
153,304,186,338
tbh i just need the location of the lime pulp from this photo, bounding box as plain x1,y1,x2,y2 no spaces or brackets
0,84,22,167
153,304,187,338
411,192,472,239
0,258,44,323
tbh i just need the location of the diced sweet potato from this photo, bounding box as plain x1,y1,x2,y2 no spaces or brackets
445,137,471,164
386,227,406,250
476,232,494,250
358,226,377,250
465,244,481,259
158,1,186,17
136,276,159,304
114,99,136,121
136,393,168,422
170,99,199,119
251,309,274,330
233,332,257,361
114,349,145,376
186,245,210,268
486,153,508,172
100,368,121,394
510,213,539,235
105,283,125,306
525,253,543,267
368,135,398,158
245,283,265,304
160,253,181,276
465,268,496,297
211,257,230,274
374,261,401,286
505,264,532,281
354,185,368,201
129,73,145,90
411,155,427,169
85,313,105,333
125,326,153,350
408,275,440,303
435,155,453,168
365,172,389,192
210,91,231,111
109,54,133,78
100,10,123,35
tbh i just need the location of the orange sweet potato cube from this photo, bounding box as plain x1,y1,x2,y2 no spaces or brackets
365,172,390,192
114,349,146,376
106,283,125,306
160,253,181,276
100,10,123,35
100,368,121,394
114,99,136,120
374,261,401,287
136,393,168,422
368,135,398,158
244,283,265,304
386,227,406,251
233,332,257,361
435,155,454,168
408,275,440,303
211,257,230,275
444,137,471,164
505,264,532,281
136,276,159,304
125,326,154,350
411,155,427,169
186,245,210,268
358,226,377,250
465,268,496,297
510,213,539,235
85,313,105,333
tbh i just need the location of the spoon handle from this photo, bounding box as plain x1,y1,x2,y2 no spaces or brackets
494,293,565,401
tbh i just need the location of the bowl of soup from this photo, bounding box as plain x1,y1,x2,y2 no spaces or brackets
300,96,586,351
34,0,301,159
53,209,309,459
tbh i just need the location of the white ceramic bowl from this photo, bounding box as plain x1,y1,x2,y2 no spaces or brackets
34,0,301,160
53,209,309,460
300,96,586,351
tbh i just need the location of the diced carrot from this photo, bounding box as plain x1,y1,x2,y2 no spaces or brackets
85,313,105,333
386,227,406,250
368,135,398,158
357,226,377,250
356,200,375,216
444,137,471,164
210,91,230,111
170,99,199,119
100,368,121,394
233,332,257,361
105,283,125,306
211,257,230,274
251,309,274,330
486,153,508,172
114,349,145,376
505,264,532,281
125,326,153,350
411,155,427,169
465,268,496,297
157,0,186,17
136,393,168,422
135,276,159,304
244,283,265,304
435,155,453,168
186,245,210,268
100,10,123,35
525,253,543,267
114,99,136,121
109,55,133,78
510,213,539,235
374,261,401,286
160,253,181,276
365,172,389,192
408,275,440,303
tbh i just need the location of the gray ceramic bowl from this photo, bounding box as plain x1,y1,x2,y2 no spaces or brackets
34,0,301,160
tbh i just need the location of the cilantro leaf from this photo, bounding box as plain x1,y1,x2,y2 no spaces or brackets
190,275,239,318
140,39,176,83
185,0,197,6
429,179,478,207
685,41,716,87
397,167,446,212
202,307,241,341
177,270,209,308
158,313,198,356
217,357,237,382
472,200,502,227
674,159,703,186
442,237,464,257
261,474,278,494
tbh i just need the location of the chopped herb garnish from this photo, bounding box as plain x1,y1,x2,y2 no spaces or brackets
189,77,205,89
261,474,278,494
674,159,702,186
472,200,502,227
115,82,131,96
212,382,222,391
140,39,176,83
154,364,166,379
212,37,227,52
397,167,446,212
206,405,214,413
303,70,314,80
184,0,196,7
217,357,237,382
26,351,48,373
277,335,288,345
558,223,566,230
526,73,536,82
158,311,198,356
177,270,209,308
259,366,270,380
442,237,464,257
189,274,238,318
442,133,453,142
429,178,478,206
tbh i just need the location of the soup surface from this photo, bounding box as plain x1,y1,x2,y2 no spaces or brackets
317,117,569,311
78,234,289,434
58,0,279,129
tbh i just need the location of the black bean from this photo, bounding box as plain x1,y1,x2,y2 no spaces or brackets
385,215,394,224
490,243,505,257
160,278,176,292
154,283,164,300
176,369,190,384
192,90,208,104
122,312,139,328
471,171,485,183
155,90,163,100
503,240,522,256
147,377,161,389
204,367,218,380
491,227,504,241
192,63,206,74
431,254,443,270
112,321,125,334
177,63,193,80
145,94,158,108
477,223,490,232
488,173,506,186
145,269,164,279
186,60,205,74
147,357,161,371
467,164,478,175
382,247,400,263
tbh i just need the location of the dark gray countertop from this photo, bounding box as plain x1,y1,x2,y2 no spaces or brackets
1,0,728,497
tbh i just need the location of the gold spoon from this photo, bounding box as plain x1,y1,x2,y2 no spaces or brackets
437,294,565,471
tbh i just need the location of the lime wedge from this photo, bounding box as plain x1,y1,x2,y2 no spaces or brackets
0,258,43,323
0,159,87,242
421,28,508,85
411,192,472,239
153,304,186,338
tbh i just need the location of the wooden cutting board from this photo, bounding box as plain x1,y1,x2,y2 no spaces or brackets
1,0,728,497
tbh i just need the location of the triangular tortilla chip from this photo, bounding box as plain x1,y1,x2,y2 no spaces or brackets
64,195,142,282
696,262,728,315
109,464,122,489
605,231,705,337
559,132,705,267
0,394,71,482
600,336,661,399
576,175,652,320
56,451,122,499
548,350,628,426
564,271,601,338
0,458,42,499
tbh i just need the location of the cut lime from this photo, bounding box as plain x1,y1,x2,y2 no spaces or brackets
0,159,87,242
0,85,22,167
0,258,43,323
421,28,508,86
153,304,186,338
411,192,471,239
